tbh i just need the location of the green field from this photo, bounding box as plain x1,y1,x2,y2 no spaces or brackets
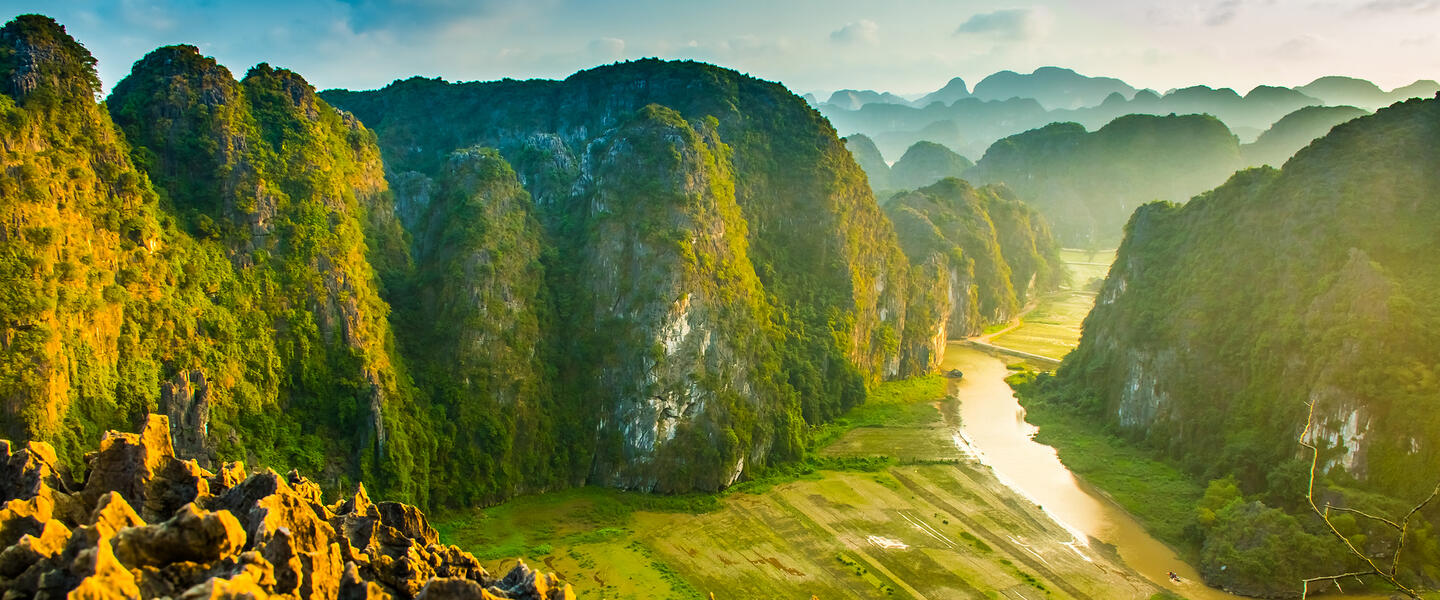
1059,249,1116,288
989,249,1115,361
432,370,1165,600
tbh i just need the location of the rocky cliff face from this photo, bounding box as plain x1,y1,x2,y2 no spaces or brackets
573,106,800,492
0,415,571,599
1057,96,1440,498
322,59,920,481
1,15,1066,501
104,44,434,504
0,15,168,461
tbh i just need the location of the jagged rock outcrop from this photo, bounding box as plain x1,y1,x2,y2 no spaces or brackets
160,370,211,465
0,416,574,600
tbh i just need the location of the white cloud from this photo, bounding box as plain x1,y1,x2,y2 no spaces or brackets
1357,0,1440,14
830,20,879,46
1271,34,1325,59
1206,0,1242,26
955,8,1054,41
588,37,626,60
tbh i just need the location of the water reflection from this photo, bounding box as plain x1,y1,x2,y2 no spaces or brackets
942,344,1380,600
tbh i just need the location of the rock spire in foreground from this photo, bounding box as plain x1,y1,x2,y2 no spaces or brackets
0,414,572,599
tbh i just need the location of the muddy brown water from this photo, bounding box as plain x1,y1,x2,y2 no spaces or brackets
943,344,1387,600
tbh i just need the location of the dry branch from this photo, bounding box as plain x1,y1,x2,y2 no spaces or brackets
1298,399,1433,599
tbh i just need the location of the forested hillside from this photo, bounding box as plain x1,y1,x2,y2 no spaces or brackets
1021,95,1440,596
0,15,1064,505
1240,105,1369,168
965,114,1242,246
0,17,442,504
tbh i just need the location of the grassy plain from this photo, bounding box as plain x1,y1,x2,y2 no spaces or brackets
432,370,1165,600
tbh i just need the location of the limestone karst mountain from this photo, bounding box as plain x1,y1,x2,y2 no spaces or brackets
1024,94,1440,597
888,141,974,191
965,113,1242,247
1241,104,1369,168
843,133,892,193
972,67,1137,110
0,15,1064,504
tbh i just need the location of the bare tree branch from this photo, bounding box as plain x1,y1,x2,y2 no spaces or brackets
1299,400,1431,599
1302,571,1375,598
1320,505,1401,530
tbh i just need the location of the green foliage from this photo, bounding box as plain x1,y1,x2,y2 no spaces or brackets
889,141,974,190
885,177,1066,347
1,18,1066,513
1026,96,1440,594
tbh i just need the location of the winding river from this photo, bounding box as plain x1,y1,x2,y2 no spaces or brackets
942,343,1385,600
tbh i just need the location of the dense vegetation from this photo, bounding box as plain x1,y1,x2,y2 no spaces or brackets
1240,105,1369,168
885,178,1064,340
888,141,973,191
1019,96,1440,596
843,134,891,193
0,18,441,505
966,113,1243,246
0,15,1065,506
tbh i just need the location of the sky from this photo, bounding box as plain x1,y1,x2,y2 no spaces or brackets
3,0,1438,98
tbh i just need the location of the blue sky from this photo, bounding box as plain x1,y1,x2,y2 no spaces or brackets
4,0,1437,96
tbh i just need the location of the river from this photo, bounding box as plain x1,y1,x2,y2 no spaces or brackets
942,343,1386,600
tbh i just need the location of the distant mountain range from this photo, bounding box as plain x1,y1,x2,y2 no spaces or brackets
828,67,1431,245
846,103,1377,247
821,67,1436,160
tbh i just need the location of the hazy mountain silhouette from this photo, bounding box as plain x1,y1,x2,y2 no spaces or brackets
972,67,1137,110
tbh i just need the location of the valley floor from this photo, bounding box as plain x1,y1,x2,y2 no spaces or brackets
430,248,1169,600
437,399,1166,600
985,249,1114,361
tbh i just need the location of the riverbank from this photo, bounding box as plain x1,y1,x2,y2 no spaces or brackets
432,369,1168,599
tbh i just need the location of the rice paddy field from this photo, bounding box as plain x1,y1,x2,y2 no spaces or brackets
988,249,1116,361
433,358,1166,600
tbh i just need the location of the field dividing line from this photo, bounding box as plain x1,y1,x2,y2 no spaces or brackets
770,492,934,600
890,469,1096,600
898,511,956,549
